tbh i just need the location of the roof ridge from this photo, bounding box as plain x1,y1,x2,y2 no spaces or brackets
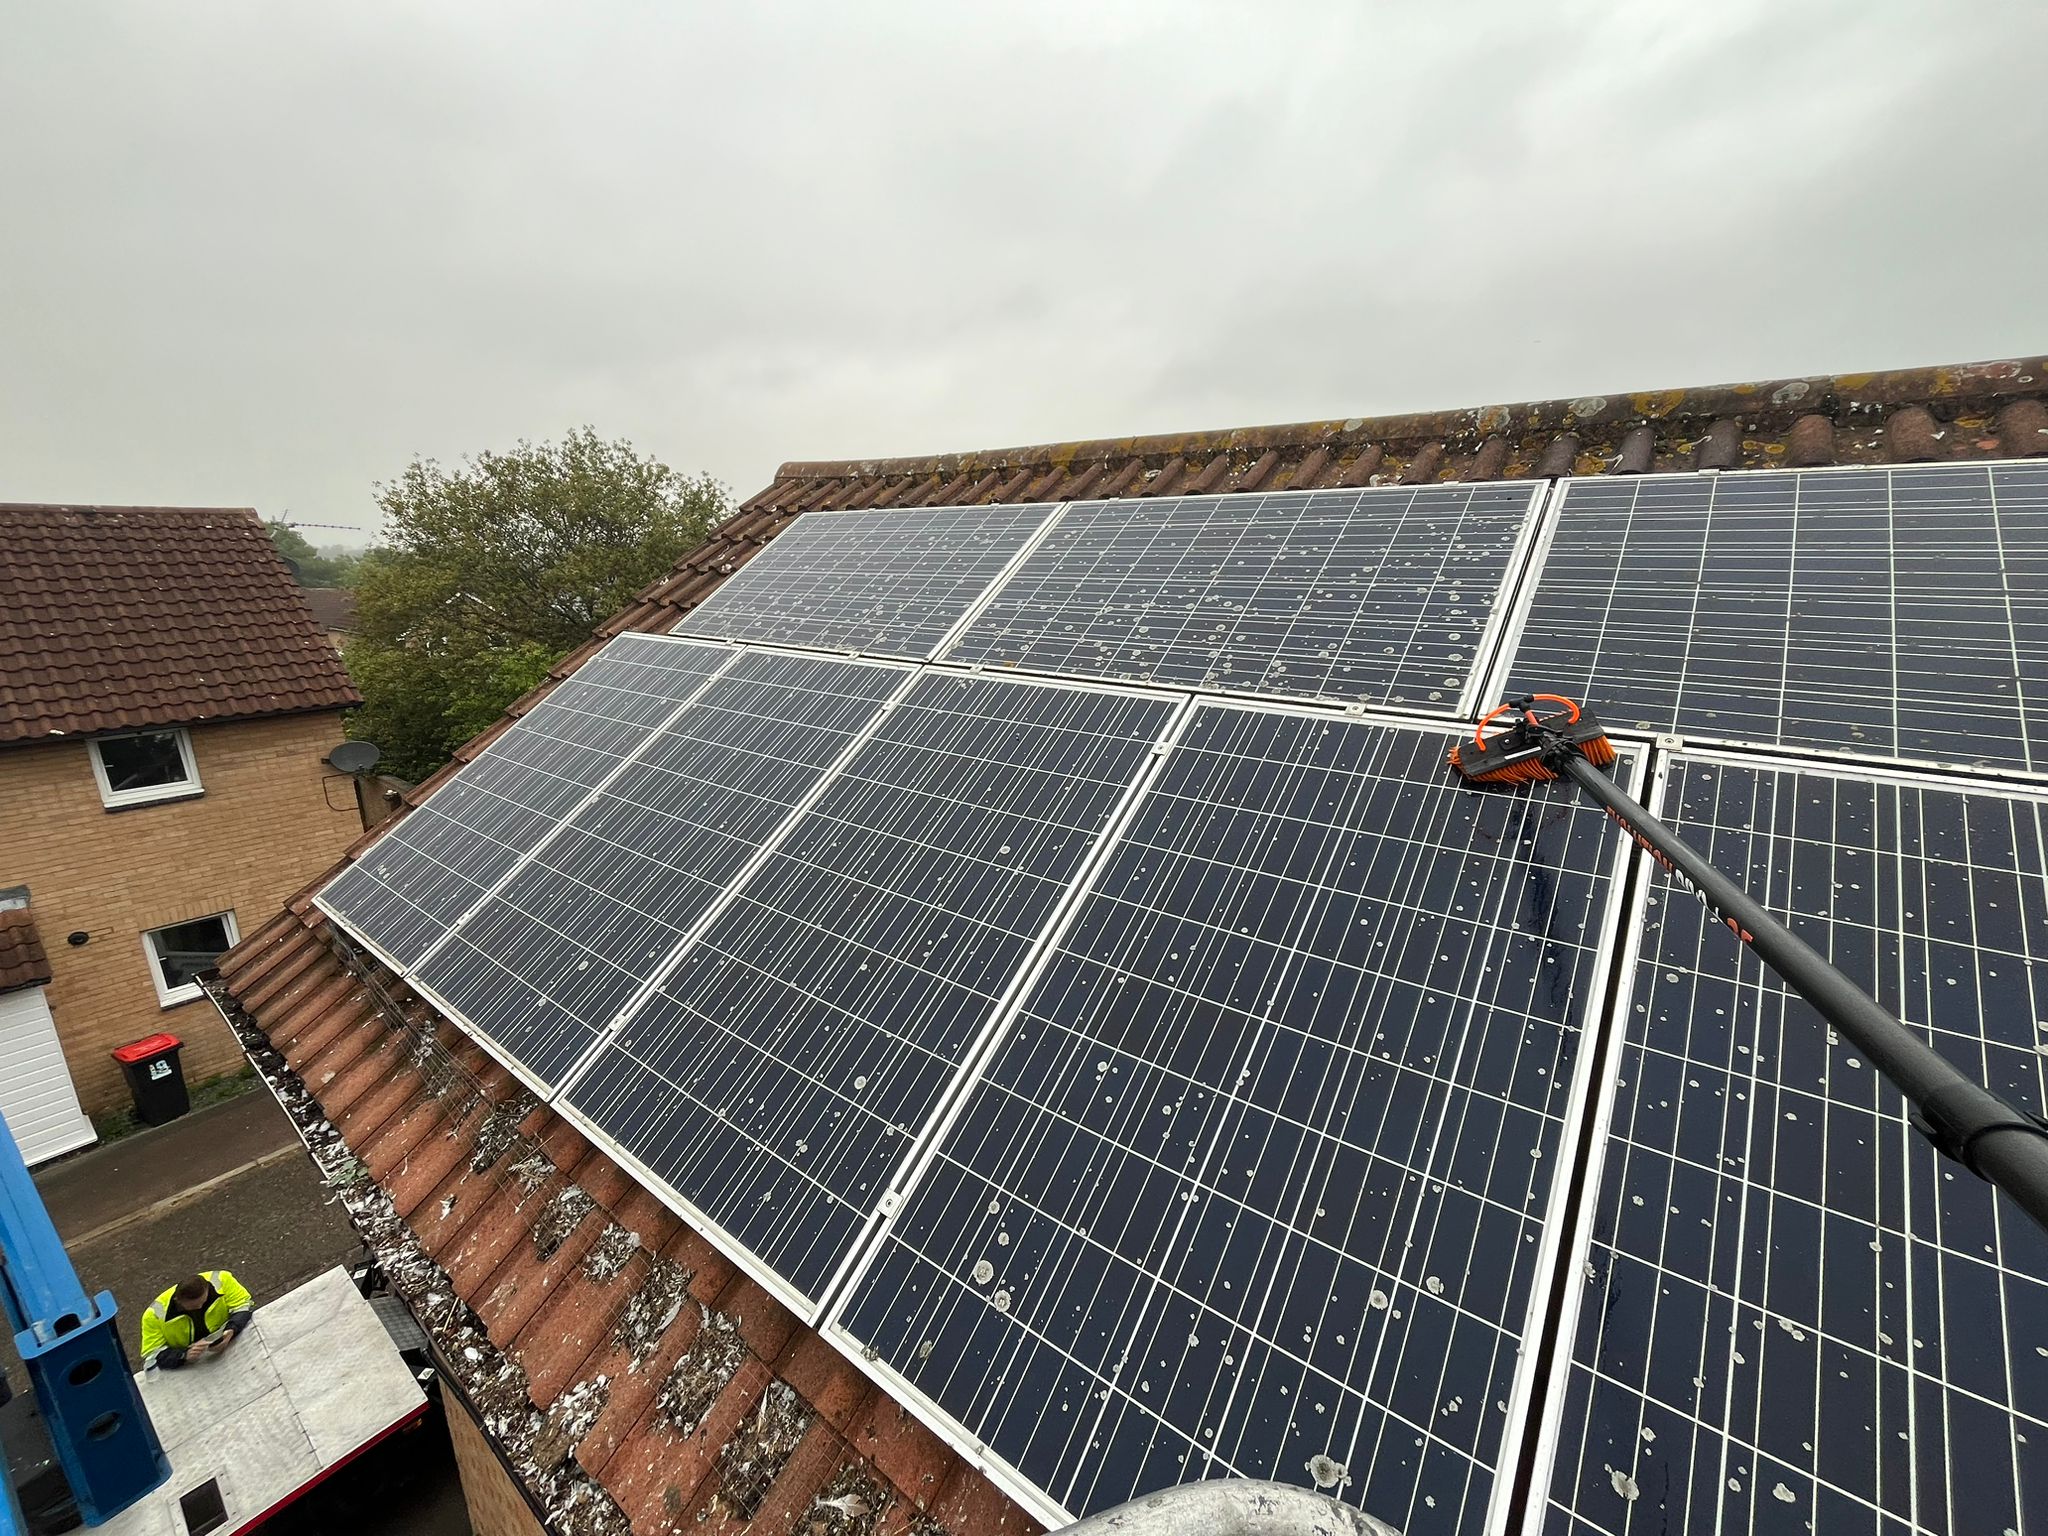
772,353,2048,482
0,503,262,517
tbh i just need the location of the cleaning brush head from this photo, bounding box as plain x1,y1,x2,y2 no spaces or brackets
1448,694,1615,785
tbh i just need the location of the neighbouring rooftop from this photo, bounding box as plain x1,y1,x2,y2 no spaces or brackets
301,585,359,636
0,907,51,995
0,504,360,745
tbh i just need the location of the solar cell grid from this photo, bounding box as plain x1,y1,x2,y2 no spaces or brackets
406,650,912,1089
562,671,1182,1311
945,483,1540,712
668,502,1060,659
315,635,731,968
1500,462,2048,770
834,704,1639,1531
1542,753,2048,1536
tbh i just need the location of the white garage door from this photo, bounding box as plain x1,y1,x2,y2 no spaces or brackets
0,986,97,1165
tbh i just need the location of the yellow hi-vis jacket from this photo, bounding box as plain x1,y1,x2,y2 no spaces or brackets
140,1270,254,1367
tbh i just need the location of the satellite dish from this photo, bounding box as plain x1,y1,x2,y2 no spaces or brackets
326,740,382,775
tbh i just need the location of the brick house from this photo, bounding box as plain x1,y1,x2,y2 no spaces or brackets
205,355,2048,1536
0,503,362,1157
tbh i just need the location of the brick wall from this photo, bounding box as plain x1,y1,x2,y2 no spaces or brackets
442,1382,548,1536
0,712,362,1114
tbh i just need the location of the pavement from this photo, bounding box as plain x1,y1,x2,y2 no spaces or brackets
33,1087,361,1325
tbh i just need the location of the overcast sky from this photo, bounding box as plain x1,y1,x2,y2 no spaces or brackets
5,3,2045,542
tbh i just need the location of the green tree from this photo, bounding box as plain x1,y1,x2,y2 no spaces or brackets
344,429,728,780
264,520,361,587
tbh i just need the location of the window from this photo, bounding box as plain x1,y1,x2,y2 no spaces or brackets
89,729,201,808
143,912,238,1007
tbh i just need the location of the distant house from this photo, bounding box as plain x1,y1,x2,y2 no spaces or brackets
0,504,362,1156
300,585,357,653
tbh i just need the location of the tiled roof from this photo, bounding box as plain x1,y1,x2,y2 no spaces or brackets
301,586,359,635
211,916,1038,1536
0,504,361,746
0,908,52,994
213,352,2048,1531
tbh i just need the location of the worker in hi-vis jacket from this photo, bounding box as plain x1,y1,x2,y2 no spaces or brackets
140,1269,254,1369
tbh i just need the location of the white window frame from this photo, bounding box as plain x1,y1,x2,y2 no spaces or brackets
88,728,202,809
142,909,239,1008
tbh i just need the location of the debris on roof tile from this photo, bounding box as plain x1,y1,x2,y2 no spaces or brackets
0,907,52,994
0,504,360,745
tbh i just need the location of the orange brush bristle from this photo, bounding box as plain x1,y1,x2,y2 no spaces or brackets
1446,694,1615,787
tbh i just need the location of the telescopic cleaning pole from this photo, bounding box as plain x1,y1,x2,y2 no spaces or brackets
1450,696,2048,1236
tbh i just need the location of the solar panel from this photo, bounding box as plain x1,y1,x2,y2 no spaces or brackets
405,651,913,1090
668,502,1062,659
1539,752,2048,1536
831,703,1639,1530
560,672,1182,1312
316,635,731,968
1498,462,2048,770
944,484,1542,713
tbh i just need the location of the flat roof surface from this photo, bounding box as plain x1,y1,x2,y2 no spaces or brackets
99,1266,424,1536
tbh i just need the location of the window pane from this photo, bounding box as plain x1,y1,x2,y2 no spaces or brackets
150,915,232,992
100,732,190,793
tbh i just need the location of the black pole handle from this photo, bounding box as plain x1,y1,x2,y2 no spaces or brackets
1553,750,2048,1236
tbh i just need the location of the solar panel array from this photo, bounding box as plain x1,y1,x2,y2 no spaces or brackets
1544,753,2048,1536
670,502,1060,659
409,650,911,1088
947,484,1540,713
836,707,1637,1530
315,461,2048,1533
564,673,1178,1307
1500,463,2048,771
317,635,732,970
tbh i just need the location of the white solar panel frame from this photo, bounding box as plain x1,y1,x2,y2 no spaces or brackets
1483,460,2048,782
544,665,1190,1324
818,697,1649,1531
941,482,1552,722
1529,742,2048,1536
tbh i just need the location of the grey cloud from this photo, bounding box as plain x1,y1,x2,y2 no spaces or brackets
3,1,2045,537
